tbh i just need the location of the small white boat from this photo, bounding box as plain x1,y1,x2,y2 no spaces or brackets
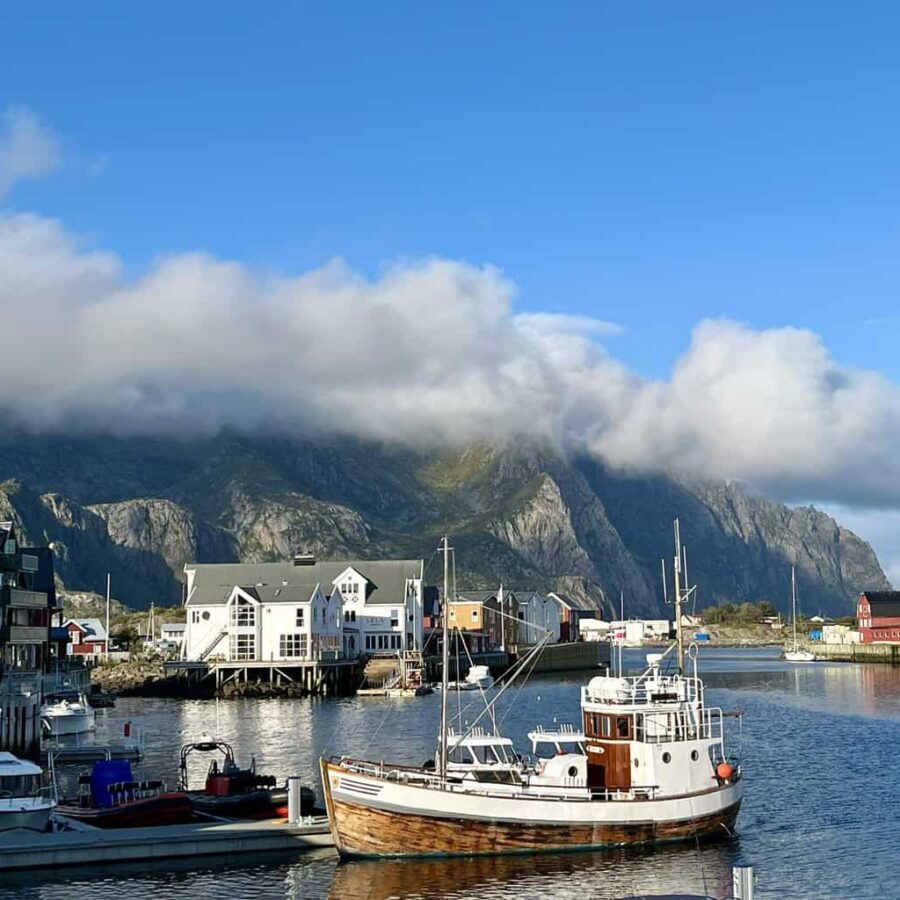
785,567,818,664
464,665,493,690
0,752,56,832
41,693,96,736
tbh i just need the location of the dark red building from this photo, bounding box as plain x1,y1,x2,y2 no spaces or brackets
857,591,900,643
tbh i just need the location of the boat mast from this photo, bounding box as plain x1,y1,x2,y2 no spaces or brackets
791,565,798,651
438,535,451,779
673,518,685,673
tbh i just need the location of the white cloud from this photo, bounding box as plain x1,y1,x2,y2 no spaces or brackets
0,107,61,199
3,212,900,517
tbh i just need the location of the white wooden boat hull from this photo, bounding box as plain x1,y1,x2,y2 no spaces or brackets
322,758,742,858
784,651,817,663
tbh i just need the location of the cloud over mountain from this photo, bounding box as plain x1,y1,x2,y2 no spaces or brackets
3,211,900,510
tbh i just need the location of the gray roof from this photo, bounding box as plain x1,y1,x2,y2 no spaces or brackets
455,591,498,604
185,558,423,607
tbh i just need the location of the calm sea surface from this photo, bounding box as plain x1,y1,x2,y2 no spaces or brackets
6,648,900,899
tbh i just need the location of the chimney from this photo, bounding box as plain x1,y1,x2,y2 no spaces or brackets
292,552,316,566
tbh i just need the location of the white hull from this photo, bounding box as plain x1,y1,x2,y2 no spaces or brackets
784,650,817,663
41,706,96,735
0,798,55,832
323,758,742,857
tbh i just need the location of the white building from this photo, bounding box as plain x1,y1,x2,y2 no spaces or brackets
182,556,425,663
516,592,562,645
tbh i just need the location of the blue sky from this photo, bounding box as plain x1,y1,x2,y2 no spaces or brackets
5,3,900,579
6,2,900,379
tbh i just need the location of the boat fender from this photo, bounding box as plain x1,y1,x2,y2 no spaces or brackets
716,762,734,782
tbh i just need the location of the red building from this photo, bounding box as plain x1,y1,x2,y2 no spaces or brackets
857,592,900,643
64,618,109,657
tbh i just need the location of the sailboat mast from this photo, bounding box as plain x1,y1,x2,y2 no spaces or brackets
791,566,798,650
438,535,451,779
673,518,685,673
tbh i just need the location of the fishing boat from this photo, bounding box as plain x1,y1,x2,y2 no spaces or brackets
56,759,193,828
41,692,96,736
784,566,817,663
322,526,743,858
0,752,56,832
180,736,314,819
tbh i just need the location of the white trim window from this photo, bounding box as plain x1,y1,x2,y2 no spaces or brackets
279,634,308,658
230,597,256,628
229,633,256,660
296,608,305,627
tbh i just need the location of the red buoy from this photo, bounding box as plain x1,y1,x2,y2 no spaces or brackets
717,762,734,780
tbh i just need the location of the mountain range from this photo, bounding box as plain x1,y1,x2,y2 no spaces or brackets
0,431,888,616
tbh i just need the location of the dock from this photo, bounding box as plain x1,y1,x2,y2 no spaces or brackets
808,642,900,665
0,816,333,871
164,659,360,696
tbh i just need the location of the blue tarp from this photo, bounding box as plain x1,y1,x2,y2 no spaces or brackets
810,629,822,641
90,759,133,808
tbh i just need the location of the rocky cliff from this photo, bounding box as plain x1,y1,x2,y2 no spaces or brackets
0,432,888,614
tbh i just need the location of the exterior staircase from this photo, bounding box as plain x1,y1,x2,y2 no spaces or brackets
197,629,227,662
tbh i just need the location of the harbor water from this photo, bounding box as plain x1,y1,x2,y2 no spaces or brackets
7,647,900,899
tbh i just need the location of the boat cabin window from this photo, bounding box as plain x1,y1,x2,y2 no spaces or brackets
448,747,475,765
0,774,38,796
584,713,631,740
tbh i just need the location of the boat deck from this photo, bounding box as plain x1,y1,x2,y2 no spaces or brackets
0,815,333,871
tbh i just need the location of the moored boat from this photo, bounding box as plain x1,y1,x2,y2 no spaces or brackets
56,759,193,828
41,692,96,736
322,527,744,858
180,736,315,819
0,752,56,832
784,566,818,663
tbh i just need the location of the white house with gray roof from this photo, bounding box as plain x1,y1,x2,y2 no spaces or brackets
182,555,425,663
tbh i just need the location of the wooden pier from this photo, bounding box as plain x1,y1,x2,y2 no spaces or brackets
165,658,361,696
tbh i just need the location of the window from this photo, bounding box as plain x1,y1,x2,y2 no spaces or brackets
229,599,255,627
602,716,612,739
616,717,630,739
202,611,210,621
229,633,256,660
471,610,478,621
191,611,199,624
296,608,305,627
351,611,356,623
279,634,308,658
662,752,671,764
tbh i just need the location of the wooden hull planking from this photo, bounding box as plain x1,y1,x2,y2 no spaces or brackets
321,759,741,859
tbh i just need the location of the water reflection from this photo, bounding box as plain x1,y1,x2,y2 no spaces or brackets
12,648,900,899
312,842,738,900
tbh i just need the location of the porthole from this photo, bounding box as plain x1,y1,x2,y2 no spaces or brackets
567,766,578,777
662,752,671,764
202,611,211,621
691,750,699,762
633,759,640,768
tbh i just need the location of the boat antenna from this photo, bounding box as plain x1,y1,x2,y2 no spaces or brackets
673,518,685,674
438,535,451,779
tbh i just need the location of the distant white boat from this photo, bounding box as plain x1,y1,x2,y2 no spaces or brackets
785,567,817,663
41,693,96,735
437,664,494,692
0,752,55,832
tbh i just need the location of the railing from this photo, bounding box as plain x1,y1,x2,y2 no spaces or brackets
197,629,227,661
333,757,663,803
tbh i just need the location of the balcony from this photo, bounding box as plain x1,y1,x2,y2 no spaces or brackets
0,587,48,609
5,625,47,644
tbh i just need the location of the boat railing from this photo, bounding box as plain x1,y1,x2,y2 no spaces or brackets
333,757,663,803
